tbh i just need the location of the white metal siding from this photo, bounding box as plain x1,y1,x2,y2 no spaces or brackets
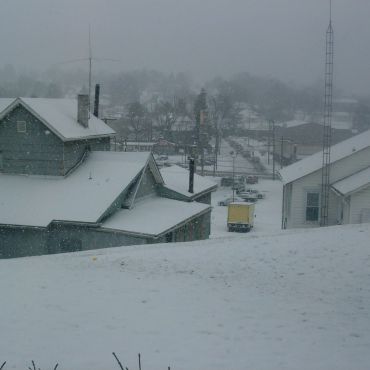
284,145,370,229
349,186,370,224
289,172,321,228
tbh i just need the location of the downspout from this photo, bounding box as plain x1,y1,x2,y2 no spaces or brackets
281,184,285,229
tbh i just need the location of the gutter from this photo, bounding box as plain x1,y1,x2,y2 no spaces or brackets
0,223,46,230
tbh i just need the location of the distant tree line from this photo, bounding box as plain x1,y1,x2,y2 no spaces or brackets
1,65,370,135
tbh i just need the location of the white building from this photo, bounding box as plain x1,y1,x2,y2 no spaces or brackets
279,129,370,229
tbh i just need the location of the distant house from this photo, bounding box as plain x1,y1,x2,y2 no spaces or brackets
125,141,155,152
274,122,353,161
279,129,370,229
0,96,216,258
153,138,177,155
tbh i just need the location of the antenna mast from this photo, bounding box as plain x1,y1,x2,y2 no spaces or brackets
53,26,120,113
88,25,92,113
320,0,334,226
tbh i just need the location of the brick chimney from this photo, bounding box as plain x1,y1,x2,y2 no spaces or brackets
77,94,89,128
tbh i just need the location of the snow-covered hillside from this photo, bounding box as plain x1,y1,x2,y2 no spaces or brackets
1,223,370,370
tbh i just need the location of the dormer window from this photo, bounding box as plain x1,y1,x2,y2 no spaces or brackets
17,121,27,133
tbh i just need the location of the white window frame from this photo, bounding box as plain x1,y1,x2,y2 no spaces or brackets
17,121,27,133
305,191,320,223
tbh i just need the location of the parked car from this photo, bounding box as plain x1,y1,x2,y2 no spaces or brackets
238,191,258,202
246,175,258,184
233,184,245,193
218,197,243,206
204,157,215,165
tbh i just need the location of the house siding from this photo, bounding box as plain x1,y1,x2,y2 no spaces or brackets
159,187,189,202
0,105,65,175
349,186,370,224
283,145,370,229
0,105,111,176
47,223,146,253
156,210,211,244
194,192,212,205
0,227,46,258
0,209,211,259
135,166,158,200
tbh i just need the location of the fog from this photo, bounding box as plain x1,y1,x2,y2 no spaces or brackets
1,0,370,94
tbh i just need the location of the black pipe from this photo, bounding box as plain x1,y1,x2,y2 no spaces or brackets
188,157,195,193
93,84,100,118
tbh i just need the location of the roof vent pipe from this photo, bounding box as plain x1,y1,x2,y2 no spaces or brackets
77,94,89,128
93,84,100,118
188,156,195,194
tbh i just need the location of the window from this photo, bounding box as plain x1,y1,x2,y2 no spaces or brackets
0,151,3,171
306,192,320,221
17,121,27,133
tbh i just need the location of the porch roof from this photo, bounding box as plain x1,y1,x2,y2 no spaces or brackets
331,166,370,196
102,196,210,237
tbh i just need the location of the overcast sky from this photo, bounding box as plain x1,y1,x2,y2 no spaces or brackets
1,0,370,94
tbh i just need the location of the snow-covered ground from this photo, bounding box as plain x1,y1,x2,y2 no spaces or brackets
1,219,370,369
2,176,370,370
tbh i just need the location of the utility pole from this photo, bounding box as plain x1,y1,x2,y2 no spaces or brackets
231,151,236,202
213,116,220,176
280,135,284,169
200,109,205,176
267,120,271,165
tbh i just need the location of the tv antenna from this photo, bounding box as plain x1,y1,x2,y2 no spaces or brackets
320,0,334,226
54,25,120,111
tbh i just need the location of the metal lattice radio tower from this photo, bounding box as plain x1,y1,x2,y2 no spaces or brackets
320,0,334,226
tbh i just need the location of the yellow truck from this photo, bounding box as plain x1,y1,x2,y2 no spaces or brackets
227,202,255,232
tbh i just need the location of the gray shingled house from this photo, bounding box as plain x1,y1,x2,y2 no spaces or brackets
0,96,216,258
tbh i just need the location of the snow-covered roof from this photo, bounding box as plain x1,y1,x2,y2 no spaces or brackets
102,196,210,237
161,165,217,198
0,98,14,112
0,151,150,227
331,166,370,196
279,129,370,184
0,98,115,141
